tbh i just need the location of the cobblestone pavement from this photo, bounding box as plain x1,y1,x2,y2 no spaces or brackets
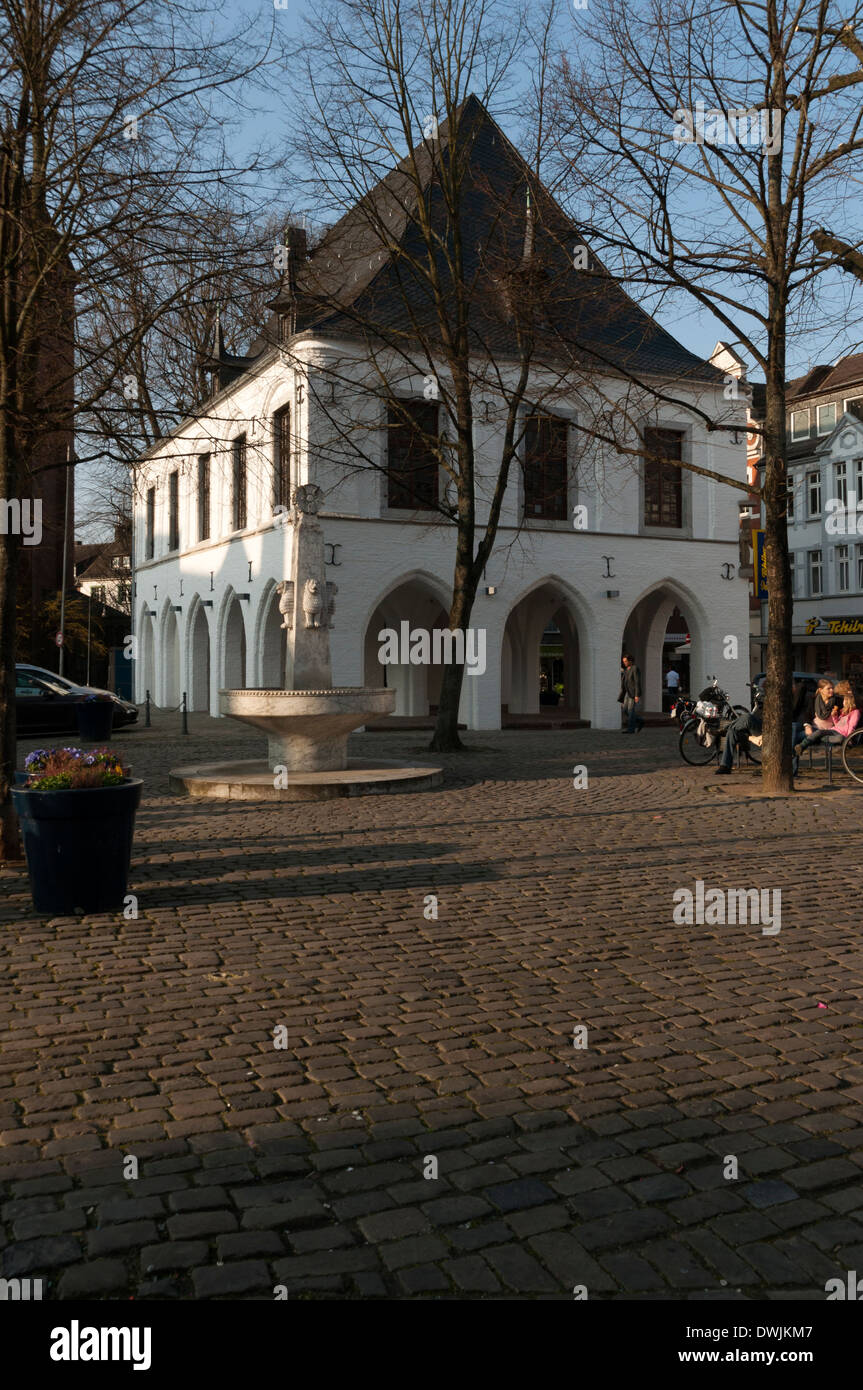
1,714,862,1300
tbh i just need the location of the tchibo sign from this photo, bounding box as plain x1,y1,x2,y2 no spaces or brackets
0,1277,43,1300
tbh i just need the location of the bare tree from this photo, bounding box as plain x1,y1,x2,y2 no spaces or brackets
550,0,863,793
287,0,750,751
0,0,284,858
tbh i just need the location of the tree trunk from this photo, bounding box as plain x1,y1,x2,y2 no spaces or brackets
761,311,794,795
429,555,475,753
0,418,22,860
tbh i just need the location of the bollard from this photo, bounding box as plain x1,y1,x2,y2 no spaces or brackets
144,690,151,728
181,691,189,735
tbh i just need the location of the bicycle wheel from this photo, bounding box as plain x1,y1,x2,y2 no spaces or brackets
842,729,863,785
679,717,720,765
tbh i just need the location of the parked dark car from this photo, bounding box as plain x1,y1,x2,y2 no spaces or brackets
753,670,823,697
16,663,138,726
15,670,87,736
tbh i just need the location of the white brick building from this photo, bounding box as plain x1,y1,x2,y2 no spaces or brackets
132,100,751,729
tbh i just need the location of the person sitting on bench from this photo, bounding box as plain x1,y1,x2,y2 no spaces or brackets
794,680,860,773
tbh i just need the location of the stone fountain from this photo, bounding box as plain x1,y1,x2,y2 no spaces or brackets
169,484,442,801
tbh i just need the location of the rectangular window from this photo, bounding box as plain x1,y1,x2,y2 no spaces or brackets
168,471,179,551
386,400,439,510
524,412,569,520
817,403,837,436
643,427,683,528
274,405,291,510
844,396,863,416
858,542,863,591
790,410,810,441
855,459,863,510
197,453,211,542
145,487,155,560
787,475,795,522
808,548,822,596
837,543,850,591
232,434,247,531
807,469,821,518
835,460,848,508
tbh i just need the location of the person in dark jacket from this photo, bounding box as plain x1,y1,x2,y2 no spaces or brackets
620,654,644,734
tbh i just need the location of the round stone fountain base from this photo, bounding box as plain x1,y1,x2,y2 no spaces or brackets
169,757,443,802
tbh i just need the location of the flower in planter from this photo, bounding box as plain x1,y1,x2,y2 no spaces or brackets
23,746,129,790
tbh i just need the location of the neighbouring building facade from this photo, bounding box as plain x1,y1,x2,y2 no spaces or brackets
132,99,751,729
762,354,863,697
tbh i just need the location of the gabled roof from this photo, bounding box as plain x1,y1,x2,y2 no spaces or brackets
813,408,863,456
266,95,721,384
788,354,863,403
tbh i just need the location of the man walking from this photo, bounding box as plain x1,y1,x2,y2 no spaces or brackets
620,653,644,734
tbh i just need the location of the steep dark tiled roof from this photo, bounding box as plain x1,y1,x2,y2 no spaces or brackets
272,96,721,384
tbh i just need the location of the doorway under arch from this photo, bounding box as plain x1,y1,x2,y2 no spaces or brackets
189,602,211,711
162,607,181,708
138,608,155,704
363,577,450,715
222,594,248,690
622,583,705,712
502,582,583,718
258,584,286,689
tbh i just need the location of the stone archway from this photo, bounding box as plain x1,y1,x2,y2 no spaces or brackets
257,583,286,689
138,607,156,704
363,576,450,716
188,601,211,711
622,582,708,711
220,591,248,691
502,580,585,718
161,605,181,708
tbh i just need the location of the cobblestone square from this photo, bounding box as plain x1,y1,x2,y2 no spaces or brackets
2,716,862,1299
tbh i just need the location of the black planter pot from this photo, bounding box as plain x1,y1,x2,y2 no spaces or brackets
12,779,143,915
75,702,115,741
539,690,561,707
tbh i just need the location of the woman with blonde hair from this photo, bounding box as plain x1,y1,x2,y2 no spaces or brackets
795,679,860,773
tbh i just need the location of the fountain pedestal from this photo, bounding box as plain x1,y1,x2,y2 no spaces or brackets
169,484,441,801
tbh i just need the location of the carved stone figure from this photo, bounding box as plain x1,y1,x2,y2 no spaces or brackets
303,578,326,628
276,580,294,630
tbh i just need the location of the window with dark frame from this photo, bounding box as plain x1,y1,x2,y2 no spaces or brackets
274,405,291,510
387,400,439,510
197,454,211,542
523,412,568,521
145,487,155,560
168,471,179,551
643,427,684,528
232,434,247,531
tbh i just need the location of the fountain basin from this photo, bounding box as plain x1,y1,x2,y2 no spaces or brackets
219,686,397,772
